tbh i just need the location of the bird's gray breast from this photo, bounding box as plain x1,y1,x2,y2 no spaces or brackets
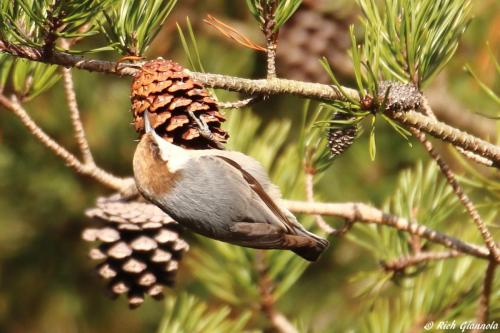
156,156,266,240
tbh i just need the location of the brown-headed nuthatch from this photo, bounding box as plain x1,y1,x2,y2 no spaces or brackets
133,111,329,261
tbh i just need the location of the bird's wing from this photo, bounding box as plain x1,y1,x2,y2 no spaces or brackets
212,154,328,246
193,150,282,200
211,155,296,233
159,154,290,235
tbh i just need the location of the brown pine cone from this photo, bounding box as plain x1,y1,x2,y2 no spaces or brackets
131,58,229,149
277,3,354,83
83,195,189,309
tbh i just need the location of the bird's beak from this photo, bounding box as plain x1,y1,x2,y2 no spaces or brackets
144,110,163,146
144,110,153,134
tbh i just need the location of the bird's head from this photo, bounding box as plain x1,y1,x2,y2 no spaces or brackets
139,110,169,161
133,111,180,199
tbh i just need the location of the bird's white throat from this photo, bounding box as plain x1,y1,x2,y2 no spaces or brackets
153,133,190,173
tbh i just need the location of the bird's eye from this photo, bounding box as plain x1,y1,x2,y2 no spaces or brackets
148,138,161,160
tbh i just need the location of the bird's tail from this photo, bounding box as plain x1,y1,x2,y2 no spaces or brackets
292,237,329,262
278,207,329,261
286,228,329,261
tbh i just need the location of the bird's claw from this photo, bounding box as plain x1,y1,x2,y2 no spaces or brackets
188,111,225,150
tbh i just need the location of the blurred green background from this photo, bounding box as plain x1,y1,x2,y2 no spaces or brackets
0,0,498,332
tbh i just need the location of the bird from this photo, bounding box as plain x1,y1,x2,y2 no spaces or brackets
132,111,329,261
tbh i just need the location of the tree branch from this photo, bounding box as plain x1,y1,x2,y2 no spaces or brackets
304,169,334,234
389,110,500,166
425,76,497,139
410,128,500,261
420,96,494,167
382,250,462,271
0,93,133,194
283,200,494,261
262,1,278,80
1,41,498,165
256,252,298,333
61,66,94,165
473,261,497,331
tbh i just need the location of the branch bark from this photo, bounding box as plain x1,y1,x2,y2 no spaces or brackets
473,261,497,332
256,252,298,333
283,200,494,261
61,66,94,164
2,41,498,166
389,110,500,166
1,40,498,264
410,128,500,261
304,169,334,234
382,251,462,271
0,93,133,193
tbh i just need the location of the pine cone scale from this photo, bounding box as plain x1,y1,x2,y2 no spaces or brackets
131,58,228,149
83,195,189,309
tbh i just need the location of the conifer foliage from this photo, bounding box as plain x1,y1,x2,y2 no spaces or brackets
0,0,498,332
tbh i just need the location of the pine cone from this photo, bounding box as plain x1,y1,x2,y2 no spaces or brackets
377,81,422,113
277,3,354,83
83,195,189,309
327,112,357,157
131,58,229,149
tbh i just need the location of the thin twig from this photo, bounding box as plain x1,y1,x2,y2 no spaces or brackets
410,127,500,261
413,99,499,260
382,250,462,271
61,66,94,164
283,200,494,260
389,110,500,166
256,251,298,333
0,94,133,193
456,147,494,167
42,0,63,57
261,1,278,79
304,170,334,234
420,97,494,167
1,41,498,164
473,261,497,331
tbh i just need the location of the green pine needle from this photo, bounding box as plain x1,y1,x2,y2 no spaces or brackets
158,293,253,333
358,0,471,88
246,0,302,32
102,0,177,55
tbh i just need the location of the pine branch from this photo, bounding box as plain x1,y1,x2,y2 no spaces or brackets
42,0,64,57
456,147,494,167
426,78,497,139
389,110,500,166
61,66,94,165
410,128,500,261
473,261,497,331
420,97,494,167
381,251,462,271
0,93,133,194
304,168,334,234
1,41,498,166
283,200,494,260
261,1,278,79
256,252,298,333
